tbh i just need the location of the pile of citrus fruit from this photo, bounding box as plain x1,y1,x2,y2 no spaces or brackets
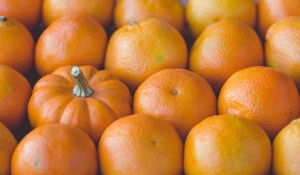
1,0,300,174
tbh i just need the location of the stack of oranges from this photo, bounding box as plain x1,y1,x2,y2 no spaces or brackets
0,0,300,174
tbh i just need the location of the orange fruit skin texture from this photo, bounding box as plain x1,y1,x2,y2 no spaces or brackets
35,15,107,77
218,66,300,139
0,65,32,131
133,69,217,140
98,114,183,175
105,18,188,92
186,0,256,39
184,114,271,175
0,0,41,30
0,122,17,175
272,118,300,174
42,0,115,28
258,0,300,38
265,16,300,92
114,0,185,33
11,124,98,175
0,17,35,75
189,19,264,95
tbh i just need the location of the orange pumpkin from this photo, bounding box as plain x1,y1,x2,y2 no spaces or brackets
28,65,132,143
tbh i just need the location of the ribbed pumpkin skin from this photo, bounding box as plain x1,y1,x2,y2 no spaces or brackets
28,65,132,143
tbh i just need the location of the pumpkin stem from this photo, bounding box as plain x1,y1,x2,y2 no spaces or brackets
130,21,138,26
0,16,7,22
71,66,93,97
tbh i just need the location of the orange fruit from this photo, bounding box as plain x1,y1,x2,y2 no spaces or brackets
0,122,17,175
35,15,107,77
98,113,183,175
186,0,256,39
114,0,185,33
265,16,300,91
0,0,41,30
133,69,217,140
189,19,264,94
184,114,271,174
218,66,300,139
0,16,35,75
11,124,98,175
42,0,115,28
272,118,300,174
105,18,187,92
0,65,32,131
258,0,300,38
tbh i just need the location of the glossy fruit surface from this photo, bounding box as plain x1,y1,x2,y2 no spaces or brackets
11,124,98,175
114,0,185,33
265,16,300,91
134,68,217,140
218,66,300,139
184,114,271,174
42,0,114,28
0,16,34,75
258,0,300,37
105,18,187,92
0,0,41,30
0,65,32,131
35,15,107,77
186,0,256,38
0,122,17,175
273,118,300,174
99,113,183,175
189,19,263,94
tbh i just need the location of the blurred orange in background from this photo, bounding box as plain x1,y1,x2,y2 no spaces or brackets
42,0,115,28
265,16,300,92
114,0,185,33
0,0,41,30
186,0,256,39
258,0,300,38
273,118,300,174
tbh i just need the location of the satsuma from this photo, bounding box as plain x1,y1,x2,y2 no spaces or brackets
98,113,183,175
0,122,17,175
265,16,300,92
42,0,114,28
186,0,256,38
35,15,107,77
258,0,300,38
133,69,217,140
272,118,300,174
184,114,271,175
114,0,185,33
105,18,187,92
0,16,35,75
218,66,300,139
189,19,263,94
0,65,32,131
11,124,98,175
